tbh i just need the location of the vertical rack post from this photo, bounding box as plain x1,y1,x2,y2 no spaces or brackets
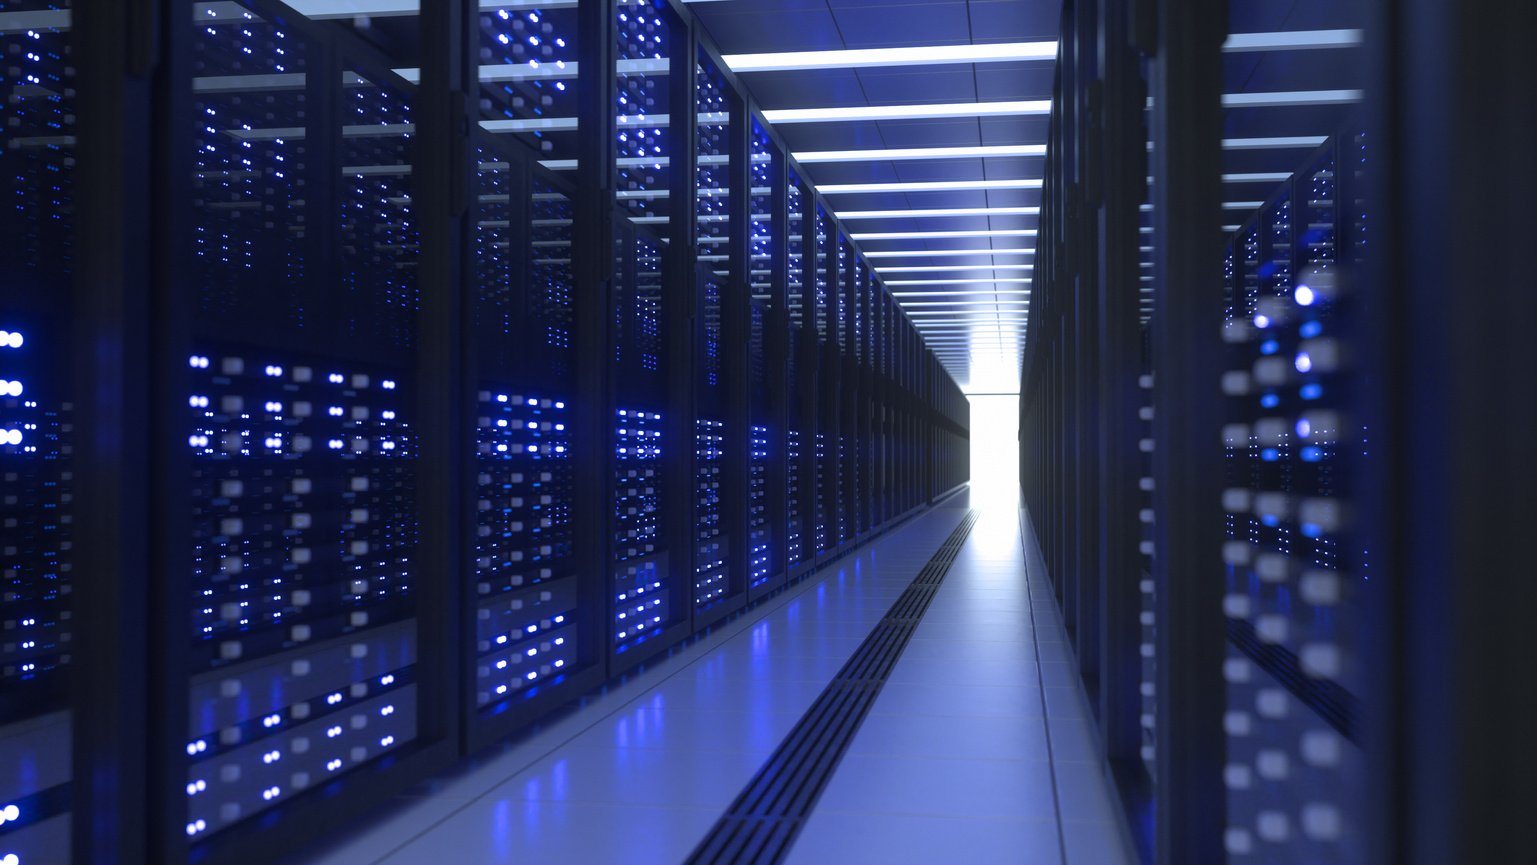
1148,0,1227,860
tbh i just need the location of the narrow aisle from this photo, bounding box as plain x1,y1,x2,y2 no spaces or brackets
287,505,972,865
785,491,1136,865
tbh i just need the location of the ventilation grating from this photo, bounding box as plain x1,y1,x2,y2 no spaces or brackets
684,509,981,865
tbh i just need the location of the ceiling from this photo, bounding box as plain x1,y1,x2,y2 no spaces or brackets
688,0,1057,394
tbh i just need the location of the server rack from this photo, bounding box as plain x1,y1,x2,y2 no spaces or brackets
0,1,971,862
1018,0,1537,863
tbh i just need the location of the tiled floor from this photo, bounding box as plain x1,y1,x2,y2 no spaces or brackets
287,492,1136,865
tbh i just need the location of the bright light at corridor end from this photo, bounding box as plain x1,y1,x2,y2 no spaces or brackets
968,393,1021,509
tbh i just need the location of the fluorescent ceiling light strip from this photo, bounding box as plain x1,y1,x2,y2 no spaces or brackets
1222,89,1365,108
901,301,1031,306
284,0,419,18
1147,173,1296,184
1147,135,1334,152
481,110,730,134
1222,172,1294,183
913,316,1030,322
838,207,1039,219
854,230,1036,240
1222,135,1330,150
864,248,1035,258
724,41,1057,73
1222,30,1364,52
887,278,1033,285
538,153,768,171
878,266,1034,273
765,100,1049,125
892,290,1032,295
903,307,1026,314
1140,200,1266,212
793,145,1044,163
819,179,1042,193
289,0,716,16
1146,90,1363,109
394,57,667,85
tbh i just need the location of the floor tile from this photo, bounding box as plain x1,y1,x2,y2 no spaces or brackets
1045,685,1091,719
488,744,769,808
814,754,1059,821
785,812,1063,865
690,648,850,682
897,636,1038,663
376,801,720,865
1061,818,1138,865
1054,760,1123,823
885,655,1041,687
845,712,1050,761
910,620,1037,643
568,704,801,754
869,682,1045,719
1048,715,1104,763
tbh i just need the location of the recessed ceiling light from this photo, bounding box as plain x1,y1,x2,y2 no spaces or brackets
723,41,1057,72
1222,29,1364,52
900,301,1031,306
892,290,1032,295
1221,89,1364,108
1221,136,1330,150
793,145,1045,163
838,207,1040,219
766,100,1050,125
864,248,1035,258
886,278,1034,285
820,179,1042,194
907,309,1029,316
855,230,1037,240
878,265,1034,273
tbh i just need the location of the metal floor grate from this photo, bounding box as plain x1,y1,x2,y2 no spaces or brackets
683,510,981,865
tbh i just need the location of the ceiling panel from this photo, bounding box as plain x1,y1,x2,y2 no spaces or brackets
690,7,845,54
965,0,1059,42
974,64,1055,100
978,114,1050,145
828,4,973,48
687,0,1048,391
738,69,869,110
855,67,978,104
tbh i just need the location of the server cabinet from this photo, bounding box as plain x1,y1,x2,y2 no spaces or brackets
854,262,873,534
467,146,605,745
611,0,691,672
745,117,783,601
161,5,461,863
691,262,736,621
833,233,852,550
810,207,834,558
688,45,743,627
1,5,78,861
610,218,684,666
784,175,813,579
1217,135,1365,864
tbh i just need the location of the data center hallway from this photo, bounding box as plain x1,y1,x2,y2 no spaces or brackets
285,492,1132,865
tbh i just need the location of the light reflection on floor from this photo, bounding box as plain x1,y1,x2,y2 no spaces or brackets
286,390,1135,865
